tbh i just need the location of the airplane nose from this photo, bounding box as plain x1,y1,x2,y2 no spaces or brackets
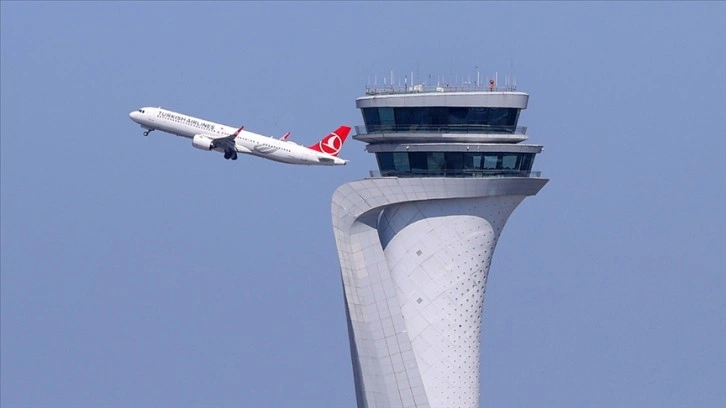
129,111,139,121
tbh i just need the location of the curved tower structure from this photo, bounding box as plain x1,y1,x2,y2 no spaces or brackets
331,81,548,408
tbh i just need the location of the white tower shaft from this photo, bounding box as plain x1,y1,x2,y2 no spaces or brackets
332,177,547,408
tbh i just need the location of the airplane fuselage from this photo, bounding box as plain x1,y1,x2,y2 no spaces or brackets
129,107,348,166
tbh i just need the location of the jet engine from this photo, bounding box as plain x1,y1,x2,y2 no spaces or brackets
192,134,214,151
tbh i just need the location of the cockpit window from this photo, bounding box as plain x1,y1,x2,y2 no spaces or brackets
138,109,145,113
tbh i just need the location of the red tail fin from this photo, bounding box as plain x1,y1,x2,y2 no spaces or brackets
308,126,351,157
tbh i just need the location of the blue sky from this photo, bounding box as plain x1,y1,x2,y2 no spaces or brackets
1,2,724,407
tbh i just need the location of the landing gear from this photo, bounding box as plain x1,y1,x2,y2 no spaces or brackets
143,129,154,137
223,150,238,160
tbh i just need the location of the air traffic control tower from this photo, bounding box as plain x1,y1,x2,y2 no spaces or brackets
331,79,548,408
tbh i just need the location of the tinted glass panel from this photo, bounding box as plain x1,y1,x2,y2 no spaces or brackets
483,155,498,169
379,108,395,126
445,152,464,172
428,152,445,173
521,154,533,172
376,152,536,178
362,107,520,133
409,152,428,173
392,152,410,172
502,154,519,170
363,108,380,128
465,153,483,170
395,108,415,128
376,152,394,172
448,108,469,125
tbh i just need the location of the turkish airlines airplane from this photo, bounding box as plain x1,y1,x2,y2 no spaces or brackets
129,107,351,165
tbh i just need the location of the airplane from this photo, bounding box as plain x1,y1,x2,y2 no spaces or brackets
128,107,351,166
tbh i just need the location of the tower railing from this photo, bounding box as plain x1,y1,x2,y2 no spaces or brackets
364,84,519,95
367,169,542,178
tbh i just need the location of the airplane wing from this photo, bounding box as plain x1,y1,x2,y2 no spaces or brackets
280,131,291,141
212,126,244,140
210,126,244,151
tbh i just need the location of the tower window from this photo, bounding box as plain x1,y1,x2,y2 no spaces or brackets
362,107,520,133
375,152,536,177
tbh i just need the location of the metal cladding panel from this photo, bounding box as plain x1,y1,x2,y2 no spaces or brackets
331,177,547,408
334,216,425,408
378,196,524,407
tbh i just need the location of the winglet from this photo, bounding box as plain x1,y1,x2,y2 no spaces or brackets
280,131,291,141
308,126,351,157
231,126,244,137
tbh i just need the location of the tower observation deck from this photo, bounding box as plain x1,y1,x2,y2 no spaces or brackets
331,82,548,408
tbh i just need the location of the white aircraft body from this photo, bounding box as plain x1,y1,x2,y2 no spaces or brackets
129,107,351,165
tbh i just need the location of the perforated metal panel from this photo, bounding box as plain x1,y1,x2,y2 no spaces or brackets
332,178,547,408
378,197,521,407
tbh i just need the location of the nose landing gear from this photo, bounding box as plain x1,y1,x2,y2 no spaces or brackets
143,129,154,137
